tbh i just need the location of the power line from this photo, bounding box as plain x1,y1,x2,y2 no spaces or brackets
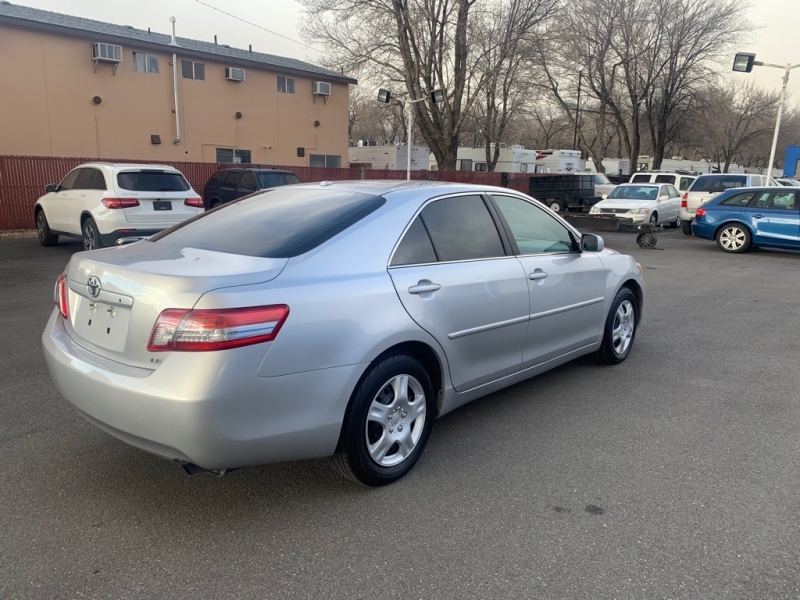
192,0,320,52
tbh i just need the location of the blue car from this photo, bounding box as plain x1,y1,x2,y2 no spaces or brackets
691,187,800,253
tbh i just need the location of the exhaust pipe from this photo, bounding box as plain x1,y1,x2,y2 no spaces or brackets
179,461,237,477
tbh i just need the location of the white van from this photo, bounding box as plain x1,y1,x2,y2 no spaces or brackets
630,172,697,192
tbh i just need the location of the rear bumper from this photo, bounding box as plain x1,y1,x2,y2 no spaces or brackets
42,310,367,470
99,229,163,247
678,209,695,221
690,220,716,240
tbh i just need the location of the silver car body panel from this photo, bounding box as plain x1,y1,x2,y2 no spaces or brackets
43,181,644,470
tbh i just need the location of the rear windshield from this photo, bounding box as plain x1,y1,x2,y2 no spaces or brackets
690,175,747,192
117,171,191,192
256,171,302,188
630,174,652,183
149,187,386,258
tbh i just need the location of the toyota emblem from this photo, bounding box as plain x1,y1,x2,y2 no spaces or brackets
87,276,101,298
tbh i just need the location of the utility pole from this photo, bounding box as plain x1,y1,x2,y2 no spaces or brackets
573,70,583,151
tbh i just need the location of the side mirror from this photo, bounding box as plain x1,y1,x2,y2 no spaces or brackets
45,183,57,193
581,233,604,252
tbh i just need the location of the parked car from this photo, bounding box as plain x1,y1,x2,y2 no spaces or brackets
579,172,616,199
629,171,698,192
691,187,800,253
775,178,800,187
42,181,645,486
203,168,302,209
679,173,772,235
35,163,203,250
589,183,683,227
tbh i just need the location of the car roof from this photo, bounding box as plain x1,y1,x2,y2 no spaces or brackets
77,162,181,172
633,171,695,176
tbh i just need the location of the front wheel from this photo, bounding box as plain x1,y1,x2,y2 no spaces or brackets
649,212,659,227
331,353,434,486
82,218,103,251
716,223,751,253
597,288,638,365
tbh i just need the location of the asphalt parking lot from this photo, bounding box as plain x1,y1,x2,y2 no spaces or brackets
2,229,799,599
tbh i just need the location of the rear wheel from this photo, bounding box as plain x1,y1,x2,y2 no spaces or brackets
671,215,682,229
716,223,751,253
82,218,103,251
36,209,58,246
331,353,434,486
210,199,221,209
548,200,563,213
682,222,693,236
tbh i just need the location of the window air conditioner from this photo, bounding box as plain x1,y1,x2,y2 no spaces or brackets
91,42,122,63
312,81,332,96
225,67,246,82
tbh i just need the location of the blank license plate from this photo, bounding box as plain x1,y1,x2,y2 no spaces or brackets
72,297,132,352
153,200,172,211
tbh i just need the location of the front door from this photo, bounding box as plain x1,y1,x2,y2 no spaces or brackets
49,168,82,232
490,194,607,368
388,194,529,392
220,170,241,203
746,190,800,245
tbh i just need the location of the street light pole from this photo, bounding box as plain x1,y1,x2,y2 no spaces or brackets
732,53,799,182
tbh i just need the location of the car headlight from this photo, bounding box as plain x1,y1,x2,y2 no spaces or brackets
590,206,601,214
637,262,644,275
628,208,650,214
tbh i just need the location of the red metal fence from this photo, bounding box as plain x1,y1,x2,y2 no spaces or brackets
0,155,528,230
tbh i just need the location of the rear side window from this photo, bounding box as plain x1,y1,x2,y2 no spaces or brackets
690,175,746,192
679,177,694,191
256,172,303,188
720,192,756,206
224,171,241,187
654,175,676,185
391,218,437,266
239,171,258,191
117,171,190,192
419,195,505,262
208,171,226,185
754,190,797,209
631,174,651,183
149,188,386,258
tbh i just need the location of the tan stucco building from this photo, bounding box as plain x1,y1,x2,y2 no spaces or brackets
0,3,355,166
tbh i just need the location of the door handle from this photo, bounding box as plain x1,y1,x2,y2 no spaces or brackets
753,214,763,219
408,281,441,295
529,270,549,281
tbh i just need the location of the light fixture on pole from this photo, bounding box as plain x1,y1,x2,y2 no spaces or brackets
377,88,445,180
732,52,799,183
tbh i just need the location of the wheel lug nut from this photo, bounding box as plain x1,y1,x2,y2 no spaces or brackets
398,425,403,432
402,411,407,418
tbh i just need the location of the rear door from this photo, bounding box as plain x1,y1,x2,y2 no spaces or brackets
237,170,259,198
388,194,529,392
65,168,107,234
220,170,241,203
115,169,198,224
663,184,681,221
746,190,800,245
490,193,606,367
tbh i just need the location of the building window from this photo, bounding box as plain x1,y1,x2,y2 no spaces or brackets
278,76,295,94
309,154,341,168
133,52,159,74
475,162,487,172
459,159,473,171
181,60,205,80
520,163,528,173
216,148,252,164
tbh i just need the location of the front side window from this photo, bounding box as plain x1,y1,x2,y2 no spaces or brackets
72,169,95,190
58,169,81,191
255,172,302,187
391,217,438,266
277,76,295,94
181,60,205,80
419,195,505,262
493,194,574,255
594,173,611,185
754,190,797,209
239,171,258,191
116,171,190,192
223,171,241,187
133,52,159,74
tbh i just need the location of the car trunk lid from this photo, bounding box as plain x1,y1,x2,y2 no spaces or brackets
64,242,287,369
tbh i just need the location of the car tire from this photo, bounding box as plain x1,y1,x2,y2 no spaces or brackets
682,222,693,236
36,209,58,247
82,218,103,251
210,198,221,209
716,223,751,254
331,352,435,486
671,215,681,229
597,287,638,365
548,200,563,213
649,212,658,227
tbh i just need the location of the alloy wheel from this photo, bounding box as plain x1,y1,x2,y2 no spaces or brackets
37,212,45,242
365,375,427,467
83,223,96,251
612,300,635,356
719,226,746,251
549,201,561,212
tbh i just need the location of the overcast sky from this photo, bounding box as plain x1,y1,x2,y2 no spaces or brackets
13,0,800,95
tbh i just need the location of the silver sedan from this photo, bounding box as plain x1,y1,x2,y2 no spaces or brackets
43,181,645,486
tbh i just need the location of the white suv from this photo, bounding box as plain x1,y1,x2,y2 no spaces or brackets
35,163,203,250
679,173,770,235
629,172,698,192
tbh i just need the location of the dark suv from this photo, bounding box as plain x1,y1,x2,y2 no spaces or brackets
203,168,303,209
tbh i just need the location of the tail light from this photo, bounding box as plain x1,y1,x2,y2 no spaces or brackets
695,207,707,218
54,273,69,319
681,193,688,208
184,197,204,208
102,198,140,209
148,305,290,352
